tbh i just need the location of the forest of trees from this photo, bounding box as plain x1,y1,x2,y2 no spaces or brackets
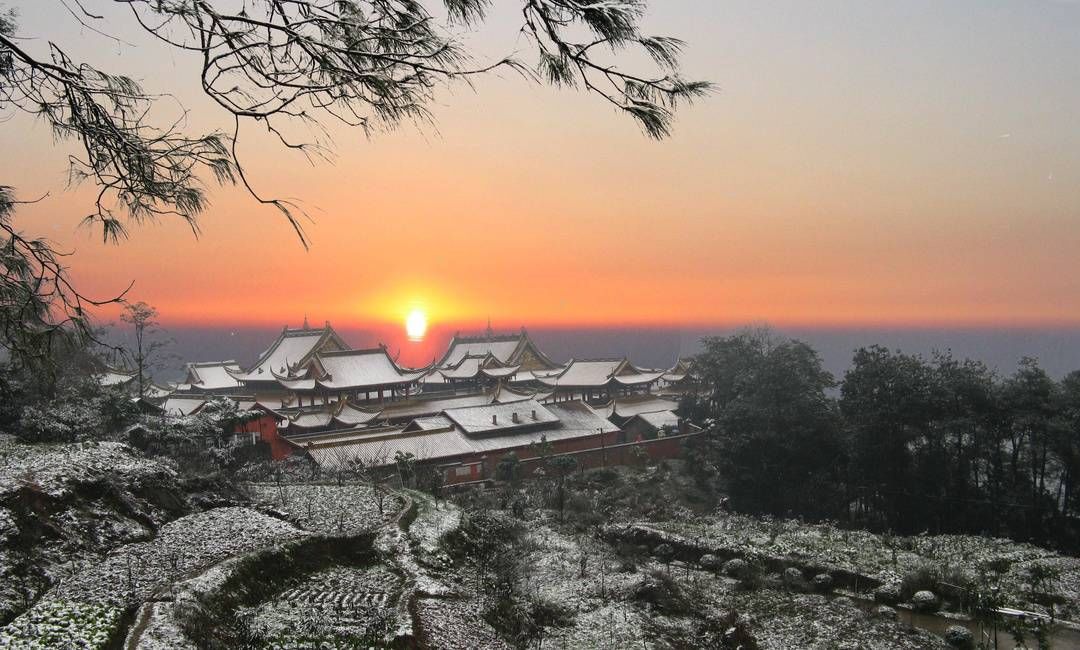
684,328,1080,553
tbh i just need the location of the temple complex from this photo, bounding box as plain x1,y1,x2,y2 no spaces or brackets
130,319,699,484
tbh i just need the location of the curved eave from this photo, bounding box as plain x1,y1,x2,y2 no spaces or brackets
332,408,383,426
612,372,666,386
315,373,426,392
481,365,521,378
277,378,318,391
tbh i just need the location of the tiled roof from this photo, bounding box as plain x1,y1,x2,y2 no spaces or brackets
308,400,618,471
289,412,334,429
314,348,426,390
405,415,454,431
233,323,347,381
630,410,681,430
539,359,623,387
143,383,174,399
611,371,666,386
441,338,522,367
333,403,382,426
161,396,207,416
438,356,485,379
376,392,495,423
96,369,136,387
538,359,663,388
443,399,558,435
186,361,242,391
609,395,680,419
481,365,521,378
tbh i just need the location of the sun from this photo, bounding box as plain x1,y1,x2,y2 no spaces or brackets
405,307,428,341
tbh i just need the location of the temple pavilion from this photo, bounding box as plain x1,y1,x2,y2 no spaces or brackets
423,327,562,388
537,358,666,403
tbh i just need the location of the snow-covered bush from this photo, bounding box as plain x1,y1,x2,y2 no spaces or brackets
17,380,136,443
0,599,123,649
944,624,974,648
911,590,939,612
133,398,260,474
698,553,722,571
782,567,807,592
723,558,752,579
874,605,898,619
874,583,902,605
812,572,834,593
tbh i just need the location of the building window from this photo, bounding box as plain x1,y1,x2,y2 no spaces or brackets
454,466,472,478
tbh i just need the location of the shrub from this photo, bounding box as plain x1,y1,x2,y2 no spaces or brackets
723,558,752,579
873,583,902,605
699,553,723,571
812,572,834,593
944,624,974,649
911,590,939,612
633,569,692,615
901,562,939,599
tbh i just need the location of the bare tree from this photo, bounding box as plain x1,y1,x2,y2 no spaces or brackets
0,1,708,368
119,301,172,395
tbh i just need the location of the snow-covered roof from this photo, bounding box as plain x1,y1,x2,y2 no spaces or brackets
438,328,559,370
544,401,621,436
539,359,624,387
142,383,173,399
161,396,207,416
539,358,663,388
611,371,666,386
289,411,334,430
232,322,348,381
308,400,619,470
403,415,454,432
186,361,243,391
333,403,382,427
95,368,136,387
481,365,521,379
313,347,426,390
491,384,546,404
443,399,558,435
606,394,680,419
510,368,565,384
441,338,523,368
376,392,495,423
437,355,486,380
628,410,681,431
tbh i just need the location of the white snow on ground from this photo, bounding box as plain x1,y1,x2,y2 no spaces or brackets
0,600,123,650
0,438,183,632
55,507,305,605
405,490,461,563
125,553,248,650
548,601,649,649
415,598,510,650
243,565,402,646
247,483,401,536
125,601,196,650
655,513,1080,619
0,507,306,649
725,591,948,649
0,440,174,500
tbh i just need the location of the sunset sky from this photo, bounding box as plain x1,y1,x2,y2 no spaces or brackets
3,1,1080,338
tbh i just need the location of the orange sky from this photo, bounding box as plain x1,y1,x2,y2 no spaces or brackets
3,1,1080,333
